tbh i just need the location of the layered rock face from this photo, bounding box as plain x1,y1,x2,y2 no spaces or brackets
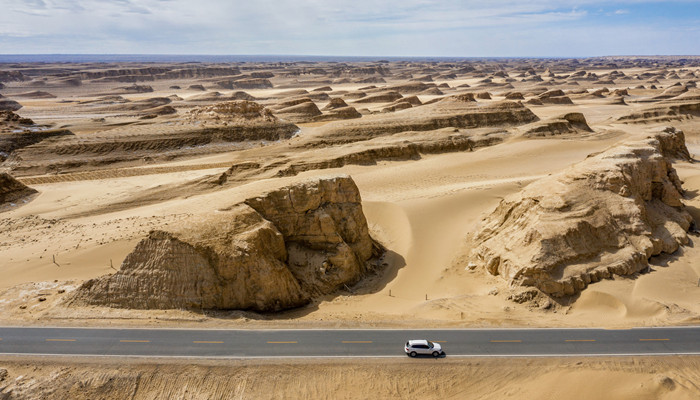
523,113,592,138
69,175,382,311
470,128,694,297
4,101,297,176
312,98,539,146
245,176,378,296
618,92,700,123
185,100,278,124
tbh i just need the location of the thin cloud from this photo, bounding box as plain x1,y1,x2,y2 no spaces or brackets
0,0,697,55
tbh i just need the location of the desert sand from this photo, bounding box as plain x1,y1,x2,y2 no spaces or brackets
1,57,699,398
1,356,699,399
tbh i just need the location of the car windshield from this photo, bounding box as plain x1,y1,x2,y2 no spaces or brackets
428,341,434,348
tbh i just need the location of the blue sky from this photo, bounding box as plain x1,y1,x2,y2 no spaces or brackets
0,0,698,56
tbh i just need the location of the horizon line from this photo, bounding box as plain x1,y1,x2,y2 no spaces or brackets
2,53,700,59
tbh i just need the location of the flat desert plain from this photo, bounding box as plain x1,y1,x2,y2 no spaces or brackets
1,57,699,398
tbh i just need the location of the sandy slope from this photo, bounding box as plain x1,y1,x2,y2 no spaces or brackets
0,356,698,399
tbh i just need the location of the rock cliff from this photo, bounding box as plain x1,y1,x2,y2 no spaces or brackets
470,128,694,297
69,175,382,311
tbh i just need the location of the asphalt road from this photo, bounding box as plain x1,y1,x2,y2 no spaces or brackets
0,326,698,358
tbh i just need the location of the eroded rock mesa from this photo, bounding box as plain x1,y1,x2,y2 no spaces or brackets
470,128,694,297
69,175,382,311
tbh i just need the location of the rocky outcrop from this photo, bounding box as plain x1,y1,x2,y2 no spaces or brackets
523,112,592,137
186,100,278,123
273,101,323,122
314,106,362,121
1,110,34,131
68,176,382,311
275,130,506,178
353,91,403,103
96,97,171,113
230,91,256,101
505,92,525,100
111,84,154,94
310,98,538,145
387,82,432,94
618,100,700,123
252,71,275,79
75,67,241,81
323,98,350,110
6,102,298,176
537,89,574,105
539,96,574,105
470,128,694,297
0,70,27,82
13,91,56,99
0,99,22,111
244,176,380,296
232,78,273,89
0,172,37,209
0,113,74,162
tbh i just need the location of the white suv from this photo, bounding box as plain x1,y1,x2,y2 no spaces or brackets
405,339,443,357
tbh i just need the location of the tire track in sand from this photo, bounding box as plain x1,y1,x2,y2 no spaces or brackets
17,162,233,185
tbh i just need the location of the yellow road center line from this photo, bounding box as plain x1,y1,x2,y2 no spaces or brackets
639,338,670,341
342,340,373,344
46,339,76,342
491,340,522,343
267,341,297,344
433,341,447,343
120,340,150,343
565,339,596,342
193,341,224,344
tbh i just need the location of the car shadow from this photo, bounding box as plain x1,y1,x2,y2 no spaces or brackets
406,352,447,359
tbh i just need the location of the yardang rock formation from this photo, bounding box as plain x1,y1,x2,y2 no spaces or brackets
470,128,694,297
69,175,383,311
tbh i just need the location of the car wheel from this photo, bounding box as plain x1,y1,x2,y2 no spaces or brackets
432,351,440,357
409,351,417,357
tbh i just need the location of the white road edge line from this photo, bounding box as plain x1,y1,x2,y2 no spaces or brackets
0,352,699,359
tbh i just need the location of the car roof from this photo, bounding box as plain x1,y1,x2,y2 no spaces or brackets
407,339,429,345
